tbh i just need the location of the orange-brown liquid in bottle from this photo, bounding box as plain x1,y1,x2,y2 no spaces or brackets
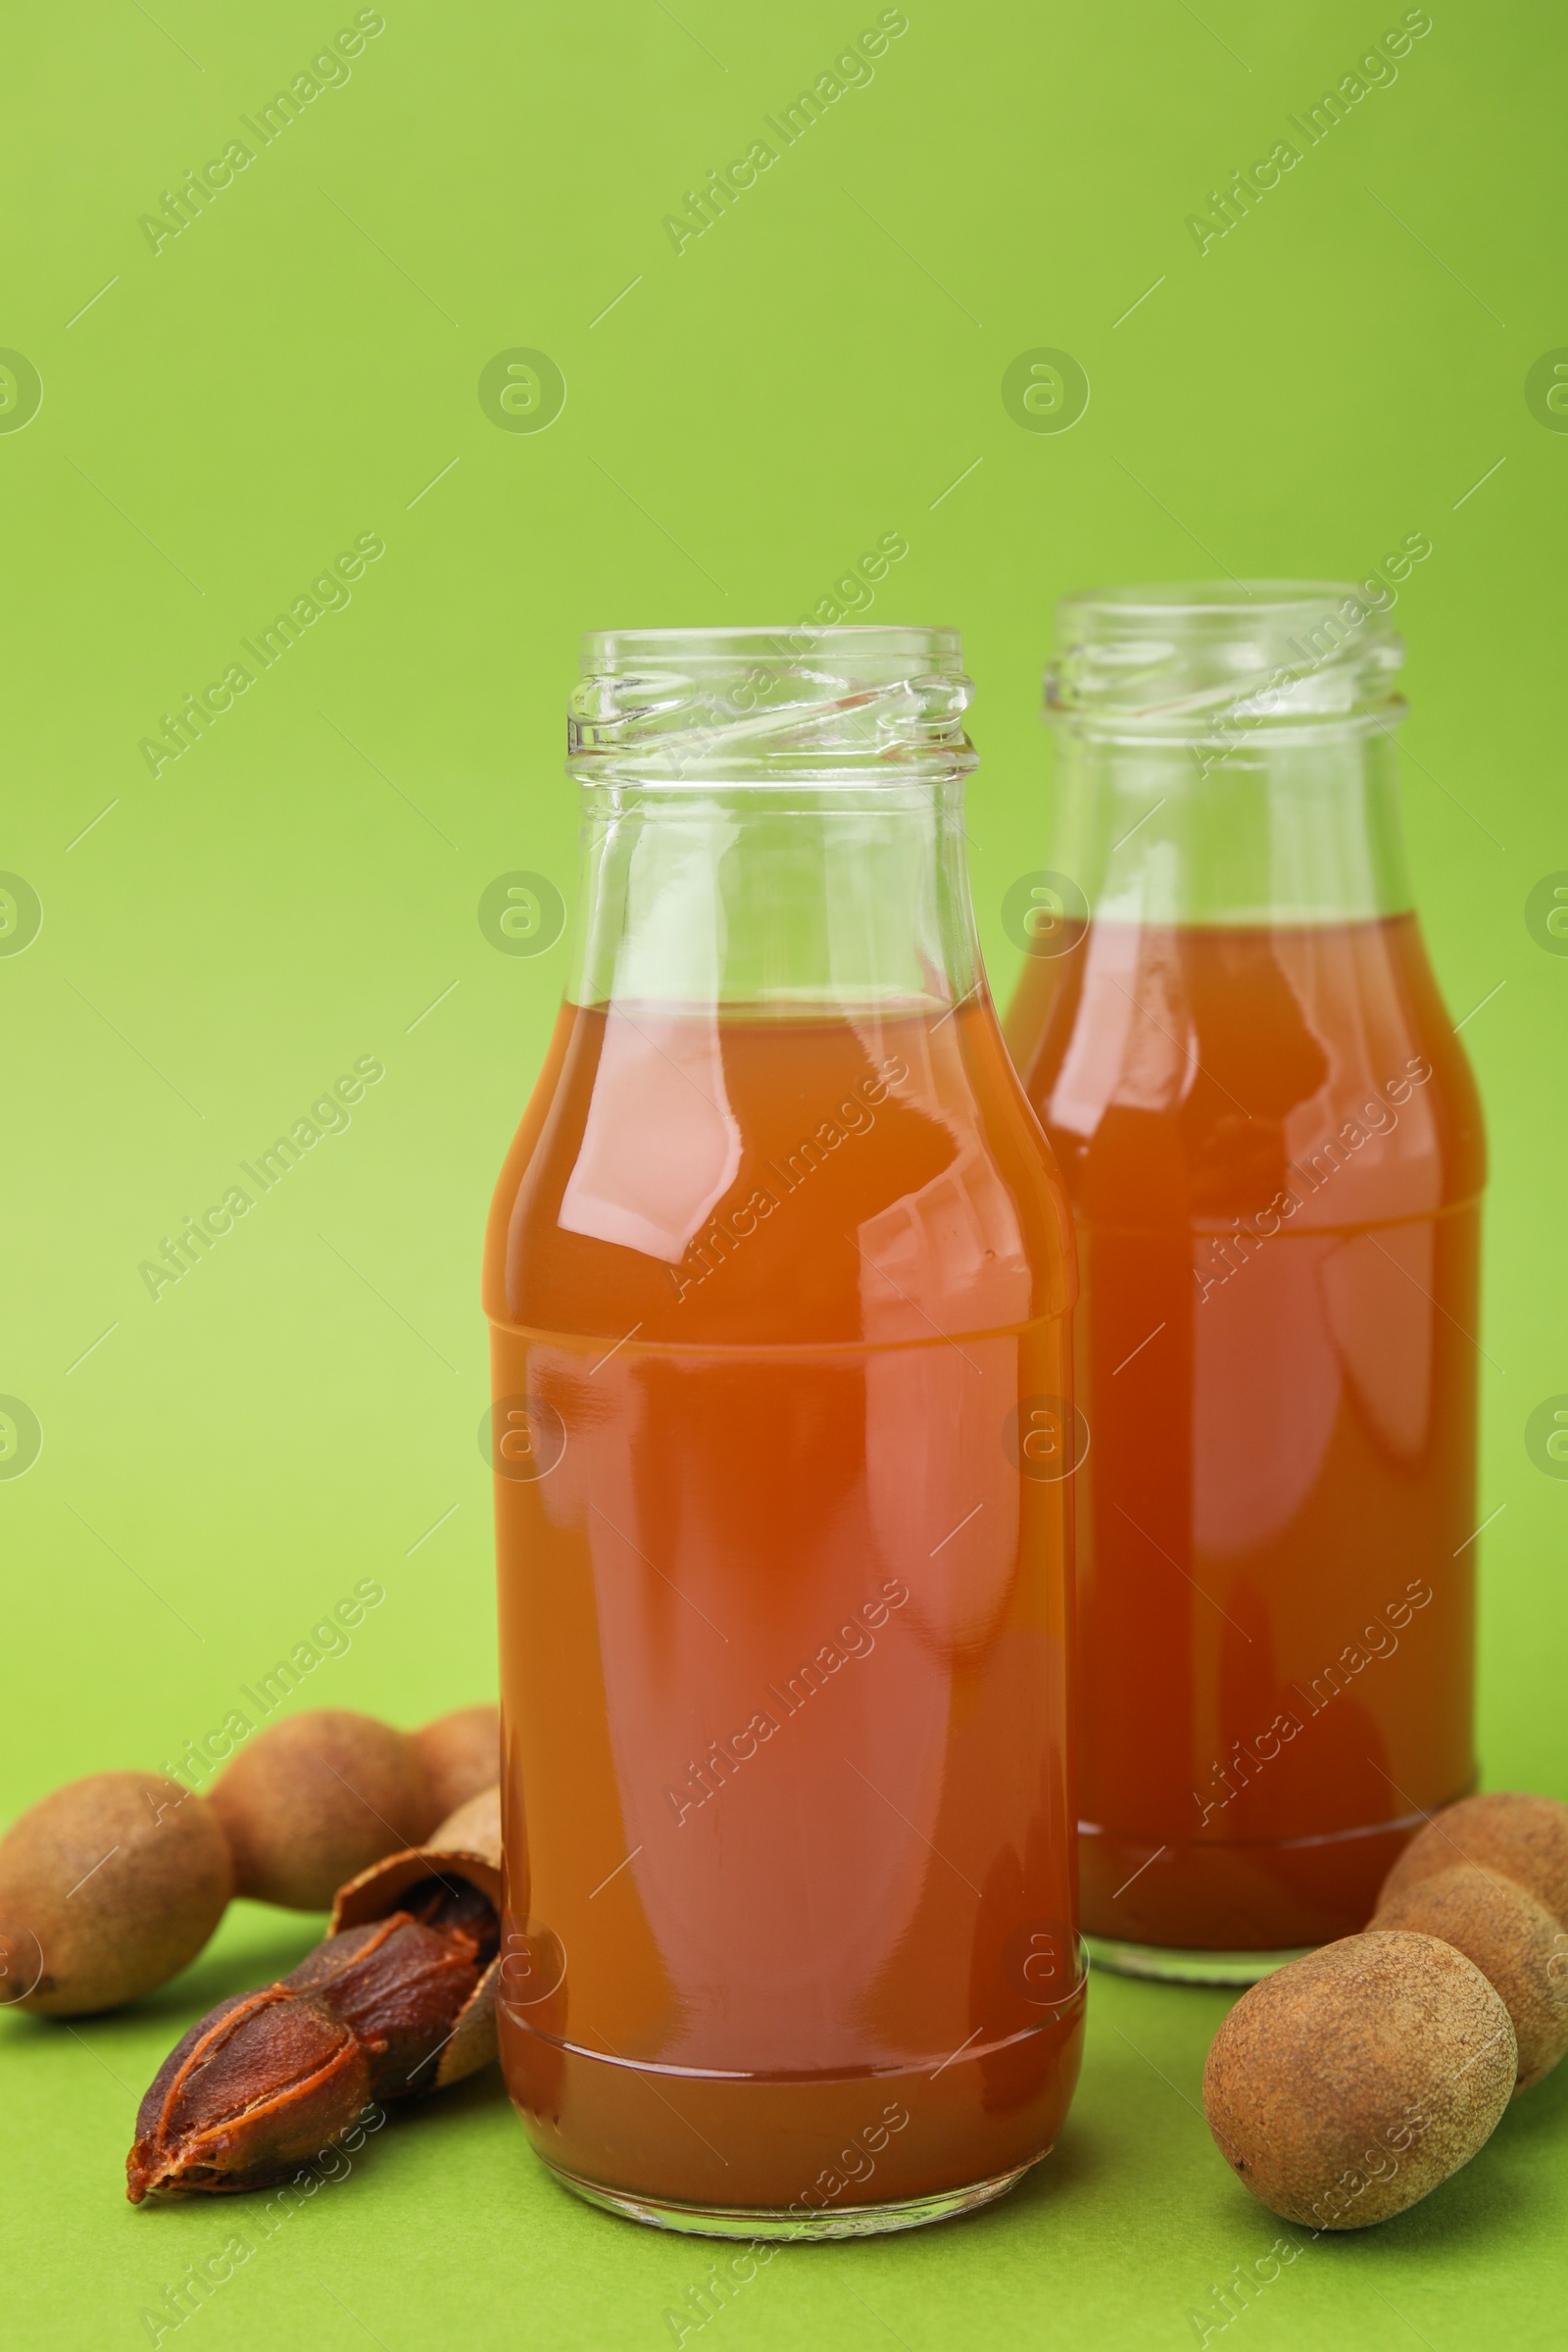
484,998,1082,2217
1006,913,1484,1954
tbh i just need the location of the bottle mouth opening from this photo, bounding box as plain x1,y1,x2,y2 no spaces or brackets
1047,579,1405,734
569,625,976,785
581,624,965,670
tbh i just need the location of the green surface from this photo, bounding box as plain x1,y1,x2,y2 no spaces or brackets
2,0,1565,2343
15,1897,1568,2352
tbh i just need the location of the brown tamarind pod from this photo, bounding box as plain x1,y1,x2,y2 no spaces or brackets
410,1706,501,1826
1379,1792,1568,1931
208,1710,437,1910
0,1772,232,2017
1202,1933,1515,2230
1374,1863,1568,2094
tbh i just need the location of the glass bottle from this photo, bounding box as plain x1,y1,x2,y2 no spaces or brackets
484,625,1084,2234
1004,584,1485,1981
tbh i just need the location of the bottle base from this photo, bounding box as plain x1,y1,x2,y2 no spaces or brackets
538,2154,1042,2238
1084,1932,1315,1985
1078,1797,1475,1957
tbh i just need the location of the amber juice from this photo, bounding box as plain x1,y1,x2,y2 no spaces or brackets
487,989,1083,2219
1008,908,1484,1955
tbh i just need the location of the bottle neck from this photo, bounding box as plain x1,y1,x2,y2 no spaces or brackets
1046,717,1412,927
567,780,982,1014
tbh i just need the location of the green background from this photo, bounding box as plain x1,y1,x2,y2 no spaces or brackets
3,0,1566,2342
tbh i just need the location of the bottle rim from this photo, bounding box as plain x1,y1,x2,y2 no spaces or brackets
580,623,965,669
1058,578,1382,618
1047,578,1405,736
569,624,977,784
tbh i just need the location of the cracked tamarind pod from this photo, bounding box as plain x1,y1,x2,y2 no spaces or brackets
126,1788,503,2201
328,1782,504,2089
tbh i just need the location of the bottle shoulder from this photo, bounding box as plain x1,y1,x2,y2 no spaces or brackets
1009,914,1486,1227
484,998,1075,1344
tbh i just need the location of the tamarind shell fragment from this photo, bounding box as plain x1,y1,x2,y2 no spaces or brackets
329,1787,503,2090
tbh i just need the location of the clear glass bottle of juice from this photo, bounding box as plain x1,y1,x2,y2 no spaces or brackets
485,626,1084,2234
1004,585,1485,1981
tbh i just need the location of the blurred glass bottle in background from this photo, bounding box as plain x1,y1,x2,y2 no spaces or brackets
1005,584,1485,1980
